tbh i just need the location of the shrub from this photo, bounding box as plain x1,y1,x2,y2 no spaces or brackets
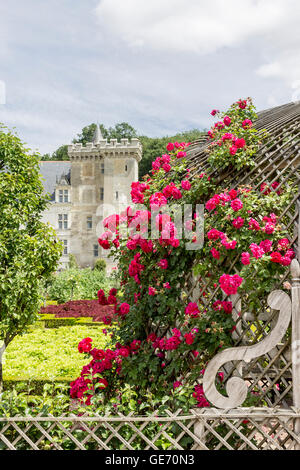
0,124,62,390
47,268,113,304
68,254,79,269
94,258,106,272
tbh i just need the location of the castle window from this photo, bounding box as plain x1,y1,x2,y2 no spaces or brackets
93,244,99,257
101,162,105,174
125,164,128,172
100,187,104,201
58,190,69,203
115,191,119,200
63,240,68,255
58,214,68,230
87,216,93,230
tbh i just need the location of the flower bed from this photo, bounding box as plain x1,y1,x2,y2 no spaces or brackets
40,300,114,323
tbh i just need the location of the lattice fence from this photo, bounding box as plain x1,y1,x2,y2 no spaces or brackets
0,408,300,450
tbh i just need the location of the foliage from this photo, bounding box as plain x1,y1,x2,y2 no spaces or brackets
0,384,198,450
68,253,79,269
93,258,106,272
0,124,62,390
39,121,205,179
3,324,111,385
139,129,206,178
106,122,138,141
40,122,138,161
40,144,69,161
38,314,104,328
46,267,113,304
206,98,267,170
0,384,70,417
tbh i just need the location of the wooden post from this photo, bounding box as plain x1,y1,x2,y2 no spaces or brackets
193,410,207,450
290,258,300,449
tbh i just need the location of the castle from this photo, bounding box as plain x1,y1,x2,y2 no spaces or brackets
39,126,142,270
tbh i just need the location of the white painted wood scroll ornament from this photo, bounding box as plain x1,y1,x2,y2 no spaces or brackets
203,290,292,409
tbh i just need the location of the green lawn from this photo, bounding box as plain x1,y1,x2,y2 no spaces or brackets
3,324,111,383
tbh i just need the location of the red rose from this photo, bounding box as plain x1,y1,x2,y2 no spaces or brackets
229,145,238,156
270,252,282,263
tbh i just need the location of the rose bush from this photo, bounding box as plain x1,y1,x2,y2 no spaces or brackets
71,98,295,406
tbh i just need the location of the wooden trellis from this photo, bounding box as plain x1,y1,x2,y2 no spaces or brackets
184,101,300,408
1,408,300,450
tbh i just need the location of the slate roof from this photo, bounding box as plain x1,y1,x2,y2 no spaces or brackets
39,161,71,201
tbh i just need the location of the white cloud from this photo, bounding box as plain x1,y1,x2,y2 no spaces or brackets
95,0,291,54
256,51,300,93
1,0,299,155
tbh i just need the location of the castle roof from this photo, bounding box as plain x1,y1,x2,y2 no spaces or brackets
93,124,103,143
39,161,71,200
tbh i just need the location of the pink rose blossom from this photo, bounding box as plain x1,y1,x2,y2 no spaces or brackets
166,142,174,152
264,222,275,234
249,218,260,231
176,151,187,159
241,252,250,265
207,228,221,240
250,243,265,259
277,238,290,251
242,119,252,128
181,180,191,190
232,217,244,229
119,302,130,315
229,145,238,156
148,287,157,296
211,248,220,259
162,163,171,173
235,138,246,149
219,274,243,295
158,259,168,270
231,199,243,211
260,239,272,253
185,302,200,317
184,333,195,345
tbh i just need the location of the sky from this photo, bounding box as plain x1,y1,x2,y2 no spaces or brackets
0,0,299,155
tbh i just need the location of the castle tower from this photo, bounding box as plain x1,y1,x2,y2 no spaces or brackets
67,126,142,269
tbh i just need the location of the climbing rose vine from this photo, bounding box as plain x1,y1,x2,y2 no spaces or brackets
71,98,295,406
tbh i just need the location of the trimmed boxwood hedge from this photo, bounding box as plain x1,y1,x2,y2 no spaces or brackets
37,314,104,328
3,324,111,393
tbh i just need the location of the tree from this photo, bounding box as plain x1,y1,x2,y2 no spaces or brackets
73,123,108,145
40,145,69,161
38,122,205,177
107,122,137,141
139,129,206,178
0,125,62,390
52,144,69,160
